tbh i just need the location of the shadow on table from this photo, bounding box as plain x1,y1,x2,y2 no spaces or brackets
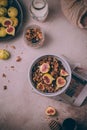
47,0,62,22
77,123,87,130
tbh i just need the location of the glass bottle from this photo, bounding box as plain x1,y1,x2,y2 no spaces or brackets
30,0,48,22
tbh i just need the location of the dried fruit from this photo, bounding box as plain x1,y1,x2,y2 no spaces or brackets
43,73,54,85
6,25,15,36
0,7,7,16
0,27,7,37
0,49,10,60
37,82,45,91
60,69,69,76
45,106,56,116
2,18,12,27
8,7,18,17
10,17,18,27
56,77,66,90
40,63,50,73
0,0,8,7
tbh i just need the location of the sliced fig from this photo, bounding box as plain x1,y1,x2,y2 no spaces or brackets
37,82,45,91
40,63,50,73
6,25,15,36
43,73,54,85
60,69,69,76
56,76,66,90
2,18,12,27
45,106,56,116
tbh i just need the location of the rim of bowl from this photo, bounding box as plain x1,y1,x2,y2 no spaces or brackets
28,54,72,97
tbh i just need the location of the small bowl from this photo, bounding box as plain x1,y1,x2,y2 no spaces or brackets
28,55,71,97
24,24,45,48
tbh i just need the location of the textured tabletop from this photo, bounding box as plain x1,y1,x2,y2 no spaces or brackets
0,0,87,130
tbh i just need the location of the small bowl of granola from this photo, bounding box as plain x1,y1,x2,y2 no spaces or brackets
24,24,45,48
28,55,71,97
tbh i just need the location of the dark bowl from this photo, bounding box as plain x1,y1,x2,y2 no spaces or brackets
0,0,23,42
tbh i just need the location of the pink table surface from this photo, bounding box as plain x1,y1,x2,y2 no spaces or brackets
0,0,87,130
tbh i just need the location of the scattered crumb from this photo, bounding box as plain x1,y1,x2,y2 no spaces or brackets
10,45,16,49
21,52,23,54
2,73,6,78
5,66,7,69
56,117,59,120
8,80,10,83
3,85,7,90
16,56,22,62
11,66,15,68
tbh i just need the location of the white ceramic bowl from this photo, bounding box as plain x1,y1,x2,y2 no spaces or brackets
28,55,71,97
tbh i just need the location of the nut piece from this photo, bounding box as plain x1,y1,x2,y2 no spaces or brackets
45,106,56,116
16,56,22,62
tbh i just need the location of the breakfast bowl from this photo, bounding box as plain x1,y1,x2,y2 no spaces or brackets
28,55,71,97
24,24,45,48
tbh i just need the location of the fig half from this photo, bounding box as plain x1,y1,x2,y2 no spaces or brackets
2,18,12,27
45,106,56,116
60,69,69,76
40,63,50,73
6,25,15,36
37,82,45,91
56,76,66,90
43,73,54,85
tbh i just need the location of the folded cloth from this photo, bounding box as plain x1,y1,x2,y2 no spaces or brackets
61,0,87,28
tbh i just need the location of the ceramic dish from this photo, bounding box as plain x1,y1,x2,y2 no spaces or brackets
28,55,71,97
0,0,23,41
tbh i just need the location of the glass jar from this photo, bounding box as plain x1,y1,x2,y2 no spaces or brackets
29,0,48,22
24,24,45,48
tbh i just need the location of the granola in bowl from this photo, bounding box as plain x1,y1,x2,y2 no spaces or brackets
28,55,71,96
